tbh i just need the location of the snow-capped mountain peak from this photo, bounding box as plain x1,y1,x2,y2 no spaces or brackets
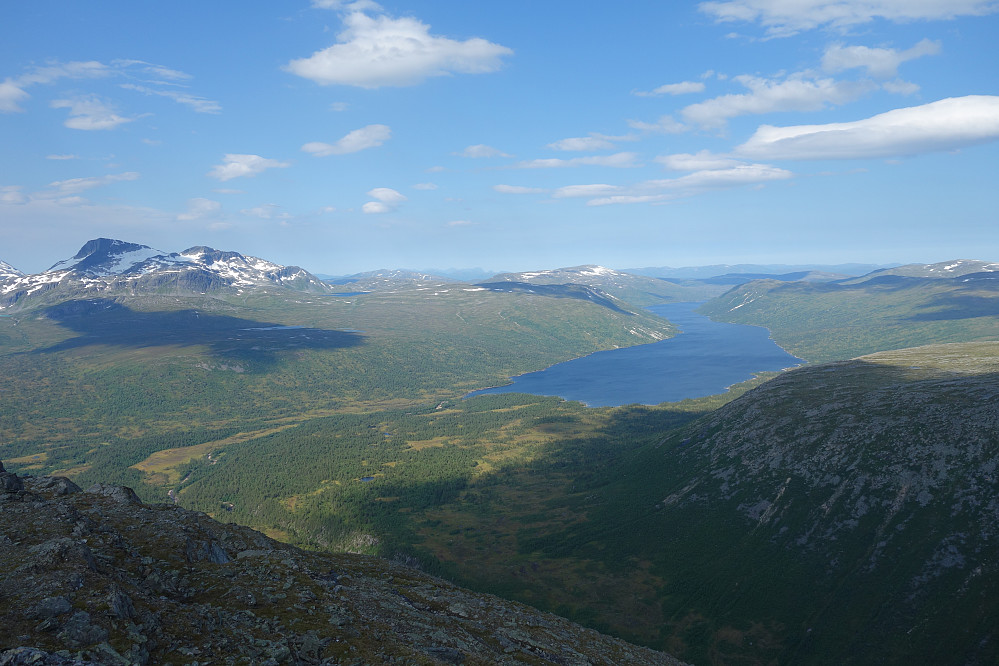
46,238,184,276
0,259,24,280
1,238,333,310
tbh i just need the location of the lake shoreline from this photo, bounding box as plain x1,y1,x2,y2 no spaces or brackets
465,301,803,407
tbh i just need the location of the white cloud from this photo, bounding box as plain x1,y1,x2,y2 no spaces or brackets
656,150,742,171
627,115,687,134
367,187,406,203
177,198,222,220
633,81,706,97
546,136,616,151
587,164,793,206
735,95,999,160
46,154,78,160
457,144,511,158
446,219,474,227
285,10,512,88
112,59,192,81
552,184,624,199
208,154,291,181
46,172,140,196
330,102,349,112
0,80,30,113
699,0,999,36
241,204,287,219
412,182,438,190
1,61,109,114
681,74,875,128
822,39,941,78
514,152,640,169
119,83,221,114
51,96,134,130
493,184,547,194
0,186,28,205
302,124,391,156
362,201,390,214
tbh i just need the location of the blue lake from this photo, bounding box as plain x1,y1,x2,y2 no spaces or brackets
466,302,803,407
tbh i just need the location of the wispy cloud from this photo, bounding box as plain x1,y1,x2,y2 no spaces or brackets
627,115,687,134
286,8,512,88
51,95,134,130
177,197,222,221
681,74,875,129
119,83,221,114
822,39,941,78
46,172,140,196
302,124,391,156
633,81,706,97
457,144,511,158
208,154,291,181
698,0,999,36
656,151,743,171
546,135,617,151
493,184,547,194
735,95,999,160
514,152,640,169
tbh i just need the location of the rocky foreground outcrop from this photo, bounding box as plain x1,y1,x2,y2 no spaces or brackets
0,462,683,665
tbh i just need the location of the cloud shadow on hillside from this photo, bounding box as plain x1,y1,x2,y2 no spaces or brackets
906,294,999,321
32,299,364,366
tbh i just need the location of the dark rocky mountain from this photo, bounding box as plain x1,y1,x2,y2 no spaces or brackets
0,239,333,311
0,464,683,665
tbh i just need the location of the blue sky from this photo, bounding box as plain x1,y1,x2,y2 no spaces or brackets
3,0,998,275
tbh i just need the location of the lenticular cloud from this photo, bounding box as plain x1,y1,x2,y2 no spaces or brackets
735,96,999,160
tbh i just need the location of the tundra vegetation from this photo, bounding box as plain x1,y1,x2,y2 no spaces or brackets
2,261,998,664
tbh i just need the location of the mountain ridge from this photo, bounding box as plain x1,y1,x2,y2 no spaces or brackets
0,465,683,665
1,238,333,311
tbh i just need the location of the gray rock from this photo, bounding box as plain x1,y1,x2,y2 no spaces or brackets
28,596,73,620
0,647,96,665
107,586,136,620
1,469,23,493
184,538,231,564
57,611,108,648
84,484,141,505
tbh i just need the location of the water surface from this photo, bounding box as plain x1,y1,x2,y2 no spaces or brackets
467,302,802,406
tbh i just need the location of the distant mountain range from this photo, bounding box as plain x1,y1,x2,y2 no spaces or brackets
1,238,332,310
626,262,897,279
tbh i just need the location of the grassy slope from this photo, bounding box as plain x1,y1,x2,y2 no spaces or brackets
0,287,671,482
699,276,999,362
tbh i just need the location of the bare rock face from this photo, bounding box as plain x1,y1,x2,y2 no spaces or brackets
0,461,23,493
0,469,685,666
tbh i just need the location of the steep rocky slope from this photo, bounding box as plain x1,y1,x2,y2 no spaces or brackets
0,464,683,665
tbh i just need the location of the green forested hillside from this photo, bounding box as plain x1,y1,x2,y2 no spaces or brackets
700,272,999,361
0,288,672,470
